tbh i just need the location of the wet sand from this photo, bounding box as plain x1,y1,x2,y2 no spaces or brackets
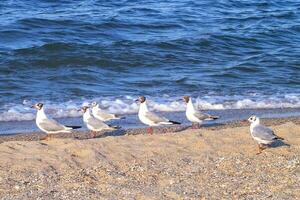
0,116,299,143
0,117,299,199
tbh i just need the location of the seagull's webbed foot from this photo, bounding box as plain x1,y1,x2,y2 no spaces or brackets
41,134,51,141
191,123,195,129
256,144,267,155
191,123,200,129
90,131,97,138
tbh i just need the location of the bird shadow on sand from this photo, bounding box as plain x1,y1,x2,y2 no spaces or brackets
269,140,290,148
100,129,127,138
75,129,127,140
77,124,228,140
125,125,190,136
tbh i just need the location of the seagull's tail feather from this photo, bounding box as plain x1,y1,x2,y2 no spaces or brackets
109,125,121,129
275,136,284,140
205,115,219,120
210,115,219,119
115,115,126,120
169,120,181,125
66,126,81,130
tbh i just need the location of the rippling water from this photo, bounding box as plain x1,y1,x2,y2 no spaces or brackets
0,0,299,122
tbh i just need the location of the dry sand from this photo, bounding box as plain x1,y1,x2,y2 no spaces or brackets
0,118,299,199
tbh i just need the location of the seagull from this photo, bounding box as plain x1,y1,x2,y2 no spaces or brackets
80,106,120,138
90,102,125,121
136,96,180,134
182,96,219,128
247,115,284,154
31,103,81,140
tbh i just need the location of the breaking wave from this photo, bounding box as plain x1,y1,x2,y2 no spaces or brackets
0,93,299,122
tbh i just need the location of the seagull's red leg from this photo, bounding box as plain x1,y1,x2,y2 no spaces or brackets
261,144,267,150
42,134,50,141
90,131,96,138
256,144,267,155
256,144,262,155
148,127,153,135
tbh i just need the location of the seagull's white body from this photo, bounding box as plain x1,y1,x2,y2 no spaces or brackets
138,101,174,126
36,107,72,134
248,116,284,146
186,99,202,123
83,108,114,132
185,98,218,124
247,115,284,154
250,118,273,144
92,104,121,121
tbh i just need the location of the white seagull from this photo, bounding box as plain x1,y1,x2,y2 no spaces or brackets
247,115,284,154
182,96,219,128
80,106,119,138
136,96,180,134
90,102,125,121
31,103,81,140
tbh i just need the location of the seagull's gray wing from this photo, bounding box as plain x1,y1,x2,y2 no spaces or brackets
145,111,169,123
195,110,219,120
95,110,115,119
39,118,66,132
194,111,211,120
87,117,111,130
252,125,276,141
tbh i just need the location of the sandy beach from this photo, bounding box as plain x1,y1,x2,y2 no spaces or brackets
2,0,300,199
0,117,299,199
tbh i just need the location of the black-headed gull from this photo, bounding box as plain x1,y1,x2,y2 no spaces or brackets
248,115,284,154
90,102,125,121
31,103,81,140
80,106,119,138
182,96,219,128
136,96,180,134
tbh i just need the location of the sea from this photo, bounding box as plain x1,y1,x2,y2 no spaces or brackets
0,0,299,134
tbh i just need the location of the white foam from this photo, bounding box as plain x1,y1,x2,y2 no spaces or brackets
0,94,299,122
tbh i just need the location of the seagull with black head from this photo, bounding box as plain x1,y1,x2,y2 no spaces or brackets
80,106,120,138
136,96,180,135
31,103,81,140
182,96,219,129
90,101,125,121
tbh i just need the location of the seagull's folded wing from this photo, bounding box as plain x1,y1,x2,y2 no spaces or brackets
87,117,110,130
95,110,115,119
145,111,169,123
252,125,276,141
39,118,66,132
194,111,210,120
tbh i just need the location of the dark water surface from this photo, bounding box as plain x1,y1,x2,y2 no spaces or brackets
0,0,299,123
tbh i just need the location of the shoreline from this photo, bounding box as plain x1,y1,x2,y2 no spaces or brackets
0,107,300,135
0,116,299,144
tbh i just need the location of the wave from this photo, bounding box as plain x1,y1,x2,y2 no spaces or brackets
0,94,299,122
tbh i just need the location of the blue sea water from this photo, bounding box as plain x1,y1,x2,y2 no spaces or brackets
0,0,299,123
